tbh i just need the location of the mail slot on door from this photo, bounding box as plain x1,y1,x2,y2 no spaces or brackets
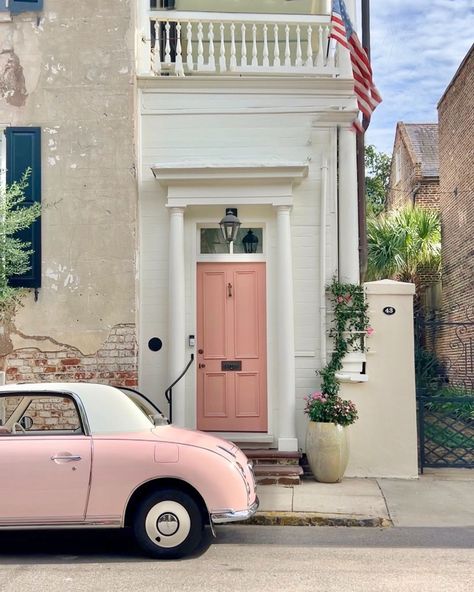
221,361,242,371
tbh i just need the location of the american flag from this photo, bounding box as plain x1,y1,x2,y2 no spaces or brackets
330,0,382,132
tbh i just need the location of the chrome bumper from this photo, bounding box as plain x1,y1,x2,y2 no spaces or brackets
211,497,259,524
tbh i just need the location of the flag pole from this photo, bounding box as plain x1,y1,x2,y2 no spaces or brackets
357,0,370,282
326,1,331,59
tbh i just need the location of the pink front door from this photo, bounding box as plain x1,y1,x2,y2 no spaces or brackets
197,262,267,432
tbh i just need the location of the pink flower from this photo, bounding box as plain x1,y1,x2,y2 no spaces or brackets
308,391,327,403
337,296,344,303
366,326,374,336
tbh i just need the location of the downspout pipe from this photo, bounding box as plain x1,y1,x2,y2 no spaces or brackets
357,0,371,282
320,158,329,366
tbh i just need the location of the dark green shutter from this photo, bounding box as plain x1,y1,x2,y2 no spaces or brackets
10,0,43,13
6,127,42,288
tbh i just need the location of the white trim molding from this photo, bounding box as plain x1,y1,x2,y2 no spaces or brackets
151,162,309,208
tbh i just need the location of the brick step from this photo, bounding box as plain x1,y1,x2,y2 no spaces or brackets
253,463,304,486
243,449,302,466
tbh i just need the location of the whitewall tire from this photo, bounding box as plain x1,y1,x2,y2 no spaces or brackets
133,489,203,559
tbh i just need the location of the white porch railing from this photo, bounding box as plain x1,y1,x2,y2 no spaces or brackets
141,11,341,77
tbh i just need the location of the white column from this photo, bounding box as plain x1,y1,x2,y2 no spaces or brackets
275,206,298,452
336,0,359,283
338,128,359,284
168,207,186,426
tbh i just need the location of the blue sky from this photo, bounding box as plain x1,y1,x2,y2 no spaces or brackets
364,0,473,155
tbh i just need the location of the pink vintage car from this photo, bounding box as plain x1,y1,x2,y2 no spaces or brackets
0,383,258,558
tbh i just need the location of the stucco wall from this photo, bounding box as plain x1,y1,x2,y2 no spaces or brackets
0,2,138,384
343,280,418,478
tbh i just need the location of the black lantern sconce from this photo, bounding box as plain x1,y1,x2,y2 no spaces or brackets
219,208,241,243
242,229,259,253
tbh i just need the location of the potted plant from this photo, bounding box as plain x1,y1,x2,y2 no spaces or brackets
304,280,370,483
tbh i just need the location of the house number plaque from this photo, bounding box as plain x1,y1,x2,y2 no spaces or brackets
383,306,396,316
221,361,242,371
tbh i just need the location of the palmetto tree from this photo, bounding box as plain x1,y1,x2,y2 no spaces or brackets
367,205,441,285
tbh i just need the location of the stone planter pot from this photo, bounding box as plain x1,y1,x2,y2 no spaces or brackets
305,421,349,483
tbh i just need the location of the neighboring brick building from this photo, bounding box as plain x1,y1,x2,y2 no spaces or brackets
434,44,474,390
387,122,440,211
385,123,441,306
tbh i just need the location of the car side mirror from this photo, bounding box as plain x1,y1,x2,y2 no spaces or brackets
20,416,34,430
152,414,169,426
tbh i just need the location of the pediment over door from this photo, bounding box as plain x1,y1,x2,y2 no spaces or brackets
151,162,309,208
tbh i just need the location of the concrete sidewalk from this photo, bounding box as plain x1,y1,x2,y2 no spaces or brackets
250,468,474,528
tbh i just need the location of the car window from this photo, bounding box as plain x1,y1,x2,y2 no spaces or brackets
0,394,83,436
118,388,169,426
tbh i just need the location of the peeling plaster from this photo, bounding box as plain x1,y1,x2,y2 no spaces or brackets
0,49,27,106
46,264,80,292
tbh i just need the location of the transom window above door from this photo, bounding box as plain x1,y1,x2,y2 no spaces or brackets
200,227,263,255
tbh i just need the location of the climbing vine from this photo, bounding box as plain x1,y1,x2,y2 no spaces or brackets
319,279,371,397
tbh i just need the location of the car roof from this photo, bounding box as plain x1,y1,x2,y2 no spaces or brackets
0,382,119,396
0,383,154,434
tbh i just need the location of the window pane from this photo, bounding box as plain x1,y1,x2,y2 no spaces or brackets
200,228,229,254
233,228,263,254
23,397,81,431
0,395,82,434
0,397,22,425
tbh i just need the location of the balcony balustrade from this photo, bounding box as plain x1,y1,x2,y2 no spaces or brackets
140,11,341,77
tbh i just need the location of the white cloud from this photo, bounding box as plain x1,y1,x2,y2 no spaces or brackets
365,0,473,154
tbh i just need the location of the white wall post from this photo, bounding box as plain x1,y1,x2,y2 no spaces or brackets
275,205,298,452
338,127,360,283
168,207,186,426
342,280,419,478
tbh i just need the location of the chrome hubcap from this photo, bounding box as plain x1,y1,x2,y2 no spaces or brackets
157,512,179,536
145,500,191,548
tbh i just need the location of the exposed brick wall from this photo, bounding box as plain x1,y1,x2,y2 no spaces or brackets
387,127,419,209
435,47,474,389
2,396,80,431
415,179,441,209
3,324,138,387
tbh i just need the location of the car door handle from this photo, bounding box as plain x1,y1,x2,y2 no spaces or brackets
51,454,82,463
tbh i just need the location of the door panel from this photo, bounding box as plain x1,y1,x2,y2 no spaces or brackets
202,271,227,359
0,437,92,523
234,270,260,359
235,373,260,417
197,262,267,432
203,373,228,417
